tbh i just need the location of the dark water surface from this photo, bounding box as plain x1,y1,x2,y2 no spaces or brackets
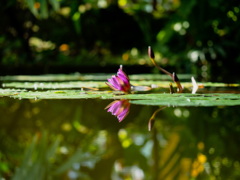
0,97,240,180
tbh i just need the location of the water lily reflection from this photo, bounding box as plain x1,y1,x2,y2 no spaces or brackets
105,99,130,122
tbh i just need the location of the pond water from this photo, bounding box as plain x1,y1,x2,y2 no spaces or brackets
0,74,240,180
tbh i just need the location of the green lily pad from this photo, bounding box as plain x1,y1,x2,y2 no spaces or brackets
129,94,240,106
3,80,238,92
1,73,239,106
1,88,239,106
1,90,109,99
0,73,193,82
2,81,106,90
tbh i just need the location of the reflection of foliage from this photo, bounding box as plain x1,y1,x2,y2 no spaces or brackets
0,98,240,179
12,132,60,180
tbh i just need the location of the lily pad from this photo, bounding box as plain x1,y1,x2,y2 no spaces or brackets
1,88,239,106
0,73,193,82
2,77,239,92
2,81,106,90
0,73,240,107
129,94,240,107
1,90,108,99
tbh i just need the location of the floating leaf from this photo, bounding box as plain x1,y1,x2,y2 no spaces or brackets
1,88,239,107
0,73,239,107
130,94,240,107
0,74,193,82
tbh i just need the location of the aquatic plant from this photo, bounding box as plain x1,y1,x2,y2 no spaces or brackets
148,46,183,92
106,65,131,93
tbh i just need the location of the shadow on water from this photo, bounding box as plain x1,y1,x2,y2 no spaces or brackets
0,97,240,180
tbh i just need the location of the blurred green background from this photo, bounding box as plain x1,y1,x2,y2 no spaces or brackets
1,0,240,82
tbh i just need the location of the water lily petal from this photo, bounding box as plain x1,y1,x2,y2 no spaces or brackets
191,76,198,94
117,68,129,84
108,76,121,89
106,65,131,93
105,82,118,91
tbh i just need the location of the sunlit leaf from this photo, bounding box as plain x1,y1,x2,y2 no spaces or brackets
0,88,239,106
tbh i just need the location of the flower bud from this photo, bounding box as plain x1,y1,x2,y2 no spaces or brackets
148,46,155,59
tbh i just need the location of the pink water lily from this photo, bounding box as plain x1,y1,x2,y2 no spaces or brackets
105,100,130,122
106,65,131,93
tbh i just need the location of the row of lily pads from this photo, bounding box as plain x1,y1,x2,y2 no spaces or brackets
0,73,193,82
1,80,234,90
1,89,240,106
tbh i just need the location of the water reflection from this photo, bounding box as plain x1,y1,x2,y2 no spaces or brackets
105,100,130,122
148,106,167,131
105,99,167,131
0,98,240,179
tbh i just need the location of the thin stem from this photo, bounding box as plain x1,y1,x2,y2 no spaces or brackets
149,57,173,78
148,46,183,93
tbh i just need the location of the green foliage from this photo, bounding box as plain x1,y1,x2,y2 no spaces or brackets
25,0,60,19
0,0,240,81
12,132,60,180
